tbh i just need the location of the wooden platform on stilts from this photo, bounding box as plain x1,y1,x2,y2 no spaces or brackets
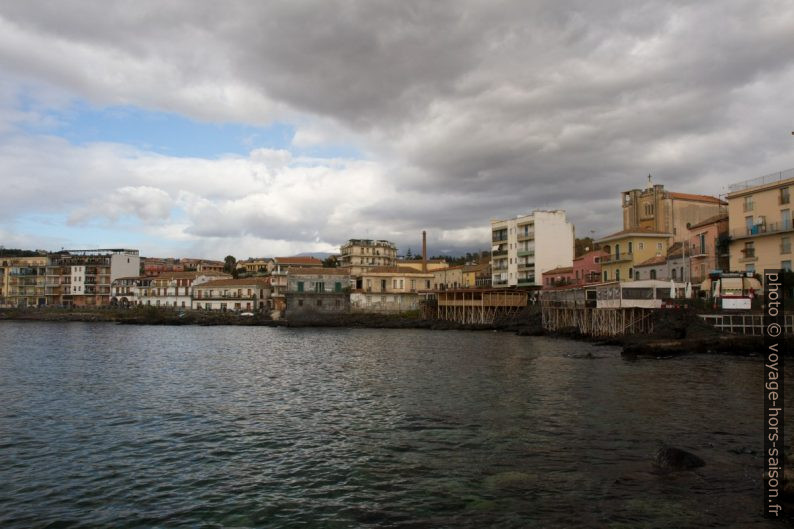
420,288,528,324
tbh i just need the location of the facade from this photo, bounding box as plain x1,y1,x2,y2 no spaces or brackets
491,210,574,287
726,169,794,276
542,266,575,288
433,265,465,289
572,249,607,285
235,258,269,276
45,249,140,307
110,277,141,306
267,257,325,310
180,259,225,274
621,178,726,242
684,214,729,283
339,239,397,275
0,255,49,307
462,263,491,288
192,278,270,311
141,257,184,277
285,267,352,318
351,266,433,313
596,229,672,282
138,271,230,309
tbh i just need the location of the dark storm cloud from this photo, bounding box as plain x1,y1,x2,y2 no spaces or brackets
1,0,793,254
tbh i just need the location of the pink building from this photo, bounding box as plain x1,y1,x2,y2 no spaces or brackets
684,214,729,283
542,266,575,288
572,249,607,284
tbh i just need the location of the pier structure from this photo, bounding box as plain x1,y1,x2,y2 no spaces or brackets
420,288,528,324
540,281,676,336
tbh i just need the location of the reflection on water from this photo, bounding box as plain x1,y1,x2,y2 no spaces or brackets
0,322,787,528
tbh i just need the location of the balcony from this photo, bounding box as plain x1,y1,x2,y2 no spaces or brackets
517,263,534,271
517,250,535,257
781,195,791,205
730,221,794,240
781,244,792,255
492,250,508,257
517,278,536,286
601,253,634,263
492,279,508,286
517,232,534,242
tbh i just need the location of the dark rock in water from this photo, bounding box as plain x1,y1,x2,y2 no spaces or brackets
654,446,705,470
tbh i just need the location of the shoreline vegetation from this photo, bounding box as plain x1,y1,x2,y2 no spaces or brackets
0,306,779,358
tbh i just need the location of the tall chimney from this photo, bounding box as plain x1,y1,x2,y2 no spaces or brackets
422,231,427,272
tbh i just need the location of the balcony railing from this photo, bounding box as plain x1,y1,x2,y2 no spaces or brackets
492,250,508,257
601,253,634,263
517,232,534,241
731,221,794,239
517,250,535,257
781,195,791,205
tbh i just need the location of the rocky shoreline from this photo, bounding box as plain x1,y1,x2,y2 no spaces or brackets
0,306,780,357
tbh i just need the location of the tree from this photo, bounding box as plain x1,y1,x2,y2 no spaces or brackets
322,255,339,268
574,237,595,258
406,248,413,259
224,255,237,275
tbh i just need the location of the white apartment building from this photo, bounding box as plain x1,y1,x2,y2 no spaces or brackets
491,210,574,287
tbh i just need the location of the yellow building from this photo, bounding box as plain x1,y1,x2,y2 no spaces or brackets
395,259,449,272
596,229,672,282
0,255,48,307
726,169,794,275
339,239,397,275
351,266,433,313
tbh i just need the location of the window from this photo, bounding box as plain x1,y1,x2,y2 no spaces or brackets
298,299,303,306
615,269,620,281
743,242,755,258
657,242,663,251
783,261,792,272
604,270,608,281
650,269,656,280
744,195,754,212
315,282,325,293
297,281,304,292
782,209,791,230
782,237,791,254
638,242,644,250
698,233,706,254
316,299,322,306
628,242,633,254
335,282,342,292
671,268,677,280
745,264,755,274
781,187,790,205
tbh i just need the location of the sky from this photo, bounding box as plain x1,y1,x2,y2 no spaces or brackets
1,1,793,260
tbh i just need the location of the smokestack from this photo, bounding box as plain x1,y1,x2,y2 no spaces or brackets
422,231,427,272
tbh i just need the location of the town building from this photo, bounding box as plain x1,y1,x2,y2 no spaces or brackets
621,177,726,242
433,265,465,290
595,229,672,282
0,255,49,307
542,266,575,288
339,239,397,275
285,267,352,318
180,258,225,274
684,214,729,284
110,277,141,306
266,256,325,311
350,266,433,313
725,169,794,276
138,271,230,309
140,257,184,277
235,258,270,277
45,249,140,307
491,210,574,288
462,263,491,288
573,249,607,285
192,277,270,312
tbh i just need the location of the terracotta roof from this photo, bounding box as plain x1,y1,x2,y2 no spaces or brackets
573,249,608,262
462,263,489,272
364,266,434,275
596,227,671,242
669,192,727,205
434,265,465,271
287,267,351,276
542,266,574,276
396,259,447,264
687,213,728,230
154,271,231,279
636,255,667,267
274,256,323,265
195,277,271,288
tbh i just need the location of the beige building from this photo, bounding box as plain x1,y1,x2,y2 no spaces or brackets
46,249,140,307
192,277,270,312
596,229,672,282
0,255,49,307
621,177,726,242
339,239,397,275
433,265,465,289
396,259,448,272
351,266,433,313
138,271,230,309
726,169,794,276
